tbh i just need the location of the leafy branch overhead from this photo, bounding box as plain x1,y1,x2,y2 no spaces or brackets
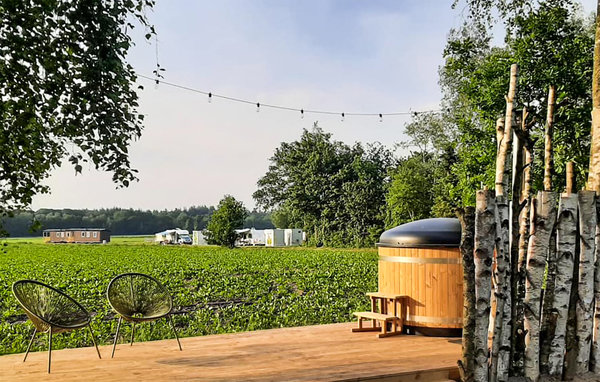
0,0,156,216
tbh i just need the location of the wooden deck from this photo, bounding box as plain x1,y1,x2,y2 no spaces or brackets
0,322,461,381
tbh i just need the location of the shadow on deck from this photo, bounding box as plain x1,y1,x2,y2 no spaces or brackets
0,322,460,381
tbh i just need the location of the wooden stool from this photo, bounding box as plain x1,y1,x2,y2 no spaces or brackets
352,292,406,338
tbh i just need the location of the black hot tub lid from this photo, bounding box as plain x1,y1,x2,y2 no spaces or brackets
377,218,461,248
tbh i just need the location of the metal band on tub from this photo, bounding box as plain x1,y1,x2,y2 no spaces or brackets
405,314,463,325
378,255,462,265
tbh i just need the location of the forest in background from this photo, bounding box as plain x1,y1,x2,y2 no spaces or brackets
1,207,273,237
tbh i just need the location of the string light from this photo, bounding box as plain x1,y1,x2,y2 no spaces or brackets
139,74,441,118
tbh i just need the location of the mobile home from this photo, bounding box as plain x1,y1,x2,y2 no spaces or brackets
43,228,110,244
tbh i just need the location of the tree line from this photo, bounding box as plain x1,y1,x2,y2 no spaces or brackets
1,207,272,237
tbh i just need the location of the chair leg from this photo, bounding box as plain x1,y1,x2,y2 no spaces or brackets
111,316,122,358
88,324,102,359
47,327,53,374
23,327,37,362
130,322,135,346
167,315,182,351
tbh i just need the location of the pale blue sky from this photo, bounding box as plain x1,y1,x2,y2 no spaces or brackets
31,0,597,211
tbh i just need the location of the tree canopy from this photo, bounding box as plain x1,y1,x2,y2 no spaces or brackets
0,0,156,227
407,0,594,210
253,124,394,247
204,195,248,248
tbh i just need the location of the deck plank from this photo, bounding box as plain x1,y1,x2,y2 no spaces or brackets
0,322,461,381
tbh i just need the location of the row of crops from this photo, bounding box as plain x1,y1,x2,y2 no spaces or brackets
0,242,377,355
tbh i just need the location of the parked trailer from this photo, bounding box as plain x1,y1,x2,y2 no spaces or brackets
235,228,266,246
155,229,192,245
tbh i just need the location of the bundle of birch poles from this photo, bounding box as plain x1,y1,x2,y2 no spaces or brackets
457,64,600,382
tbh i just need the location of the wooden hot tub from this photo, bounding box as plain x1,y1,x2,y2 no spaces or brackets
377,218,463,335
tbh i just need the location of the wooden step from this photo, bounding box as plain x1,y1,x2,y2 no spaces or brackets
353,311,398,321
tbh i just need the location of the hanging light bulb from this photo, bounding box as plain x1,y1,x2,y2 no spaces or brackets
379,113,383,122
341,112,345,122
208,92,212,103
256,102,260,113
300,109,304,119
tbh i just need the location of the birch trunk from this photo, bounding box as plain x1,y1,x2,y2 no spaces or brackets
524,191,558,382
495,64,517,197
474,190,496,382
548,191,578,375
586,0,600,193
491,195,512,382
510,124,524,377
539,87,557,375
576,190,596,373
592,197,600,372
544,86,555,192
490,64,516,382
512,108,534,376
457,207,476,382
564,196,581,381
540,227,558,375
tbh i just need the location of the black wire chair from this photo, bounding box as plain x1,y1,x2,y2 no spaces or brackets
106,273,182,358
12,280,101,373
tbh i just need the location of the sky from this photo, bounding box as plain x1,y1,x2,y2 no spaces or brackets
30,0,598,212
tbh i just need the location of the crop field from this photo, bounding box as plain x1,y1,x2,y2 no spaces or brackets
0,241,377,355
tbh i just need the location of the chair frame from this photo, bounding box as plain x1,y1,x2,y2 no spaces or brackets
13,280,101,373
106,272,182,358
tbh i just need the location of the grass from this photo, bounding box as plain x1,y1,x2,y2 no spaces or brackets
0,241,377,355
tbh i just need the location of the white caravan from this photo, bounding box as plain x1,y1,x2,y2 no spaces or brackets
155,228,192,245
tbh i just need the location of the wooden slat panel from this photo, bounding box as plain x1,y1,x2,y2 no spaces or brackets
378,247,462,329
0,322,462,382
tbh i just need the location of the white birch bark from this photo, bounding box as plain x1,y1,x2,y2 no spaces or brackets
539,87,557,376
491,195,512,382
543,85,555,192
576,190,597,373
586,1,600,193
474,189,496,382
548,192,578,375
457,207,476,382
593,197,600,373
512,108,534,376
524,191,558,382
490,64,516,382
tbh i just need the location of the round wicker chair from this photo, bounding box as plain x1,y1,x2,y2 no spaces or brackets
12,280,101,373
107,273,182,358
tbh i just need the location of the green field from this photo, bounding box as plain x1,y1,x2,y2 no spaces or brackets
0,242,377,355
